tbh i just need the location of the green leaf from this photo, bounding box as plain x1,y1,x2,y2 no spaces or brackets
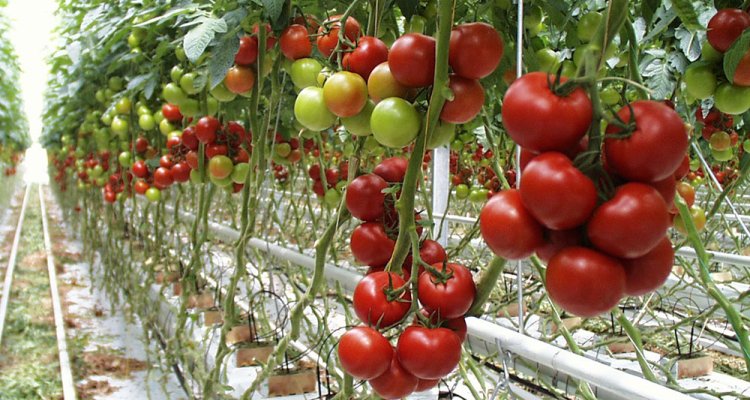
671,0,702,31
183,16,227,63
396,0,419,21
261,0,286,23
209,33,240,89
126,73,154,92
641,0,660,25
724,29,750,84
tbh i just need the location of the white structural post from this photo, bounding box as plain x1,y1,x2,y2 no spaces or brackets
432,145,451,247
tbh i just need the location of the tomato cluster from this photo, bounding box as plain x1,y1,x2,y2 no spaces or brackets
307,161,347,205
482,74,690,317
340,157,474,397
193,116,251,192
290,19,502,150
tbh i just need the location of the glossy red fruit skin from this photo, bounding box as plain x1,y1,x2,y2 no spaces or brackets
345,174,388,221
535,228,584,262
449,22,504,79
353,271,410,327
501,72,593,153
479,189,544,260
520,152,598,230
368,357,418,400
388,33,436,88
235,36,259,65
418,263,476,319
396,326,462,380
622,237,674,296
374,157,408,183
546,246,626,317
343,36,389,80
279,24,312,60
604,101,688,183
707,9,750,52
587,183,670,259
440,74,485,124
337,326,393,380
195,116,220,144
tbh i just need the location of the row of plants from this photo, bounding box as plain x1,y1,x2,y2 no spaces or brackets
44,0,750,398
0,0,29,177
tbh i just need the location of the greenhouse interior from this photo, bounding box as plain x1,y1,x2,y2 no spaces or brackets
1,0,750,399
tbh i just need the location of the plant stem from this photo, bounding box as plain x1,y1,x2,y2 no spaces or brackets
468,256,506,316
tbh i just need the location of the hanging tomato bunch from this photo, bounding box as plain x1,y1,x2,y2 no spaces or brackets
481,71,689,317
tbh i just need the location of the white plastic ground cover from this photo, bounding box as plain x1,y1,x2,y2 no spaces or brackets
162,204,701,400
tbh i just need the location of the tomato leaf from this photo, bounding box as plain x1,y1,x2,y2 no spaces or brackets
671,0,702,32
641,0,660,25
260,0,286,23
208,32,241,89
184,16,228,63
723,29,750,85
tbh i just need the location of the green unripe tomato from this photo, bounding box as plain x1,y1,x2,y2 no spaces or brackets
175,46,187,62
162,83,187,105
101,113,113,126
324,188,341,207
701,41,722,64
524,5,543,29
137,105,151,116
111,116,129,136
180,72,200,95
190,168,206,184
577,12,603,43
371,97,421,148
95,89,106,103
115,97,132,114
170,65,184,83
364,135,381,152
210,173,234,187
153,110,165,124
118,151,132,167
159,119,175,136
744,139,750,153
145,187,161,202
290,58,323,89
711,147,733,162
559,60,577,78
127,32,140,48
535,48,559,73
427,121,455,149
450,139,463,151
684,63,717,100
714,83,750,115
104,88,115,101
210,83,237,102
179,98,200,117
231,163,250,184
342,100,375,136
207,96,219,116
294,87,336,131
455,184,469,199
109,76,124,92
600,87,621,106
275,142,292,157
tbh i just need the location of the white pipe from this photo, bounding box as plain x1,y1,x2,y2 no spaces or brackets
432,146,450,247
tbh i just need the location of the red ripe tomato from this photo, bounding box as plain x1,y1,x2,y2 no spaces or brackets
368,62,410,102
480,189,544,260
587,183,670,259
224,65,255,94
324,168,340,186
205,143,228,158
159,155,174,169
279,24,312,60
403,239,447,278
103,190,116,203
195,116,220,143
502,72,592,153
707,9,750,52
226,121,248,144
337,326,393,380
132,160,149,178
166,136,181,151
368,357,418,399
162,103,183,122
350,222,396,267
374,157,408,183
312,180,325,197
388,33,436,88
648,176,677,210
251,23,276,49
134,180,149,194
449,22,504,79
346,174,388,221
676,181,696,207
185,151,200,169
181,127,199,150
535,228,583,262
604,101,688,182
396,326,462,380
622,237,674,296
674,154,690,179
520,152,597,230
353,271,410,327
546,246,626,317
135,137,149,153
440,74,485,124
153,167,174,188
316,15,361,57
418,263,476,319
343,36,389,80
308,164,322,180
235,36,258,65
171,162,191,183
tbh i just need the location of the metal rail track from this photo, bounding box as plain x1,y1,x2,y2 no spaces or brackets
0,184,31,345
